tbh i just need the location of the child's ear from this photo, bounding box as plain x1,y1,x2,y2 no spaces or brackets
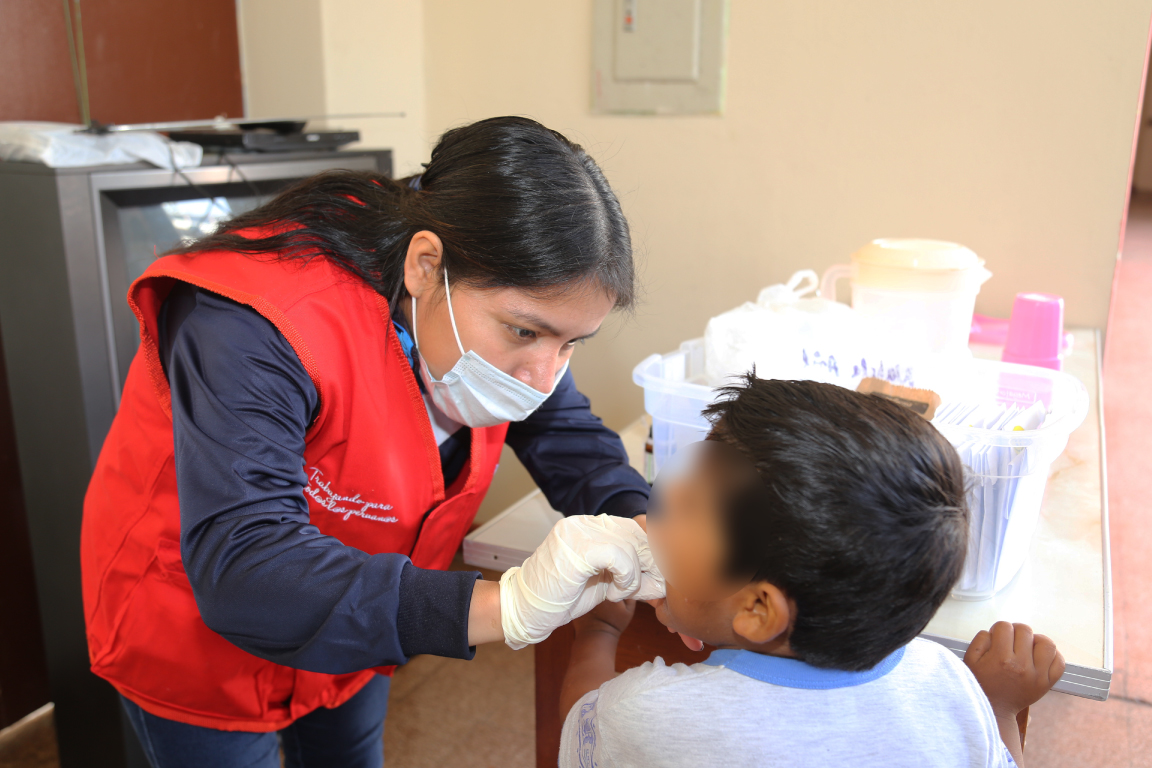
731,582,792,646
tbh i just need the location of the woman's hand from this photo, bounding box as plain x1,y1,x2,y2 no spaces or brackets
498,514,664,649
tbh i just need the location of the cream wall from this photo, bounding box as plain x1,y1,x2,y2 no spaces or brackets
238,1,1151,521
423,0,1151,520
237,0,327,119
1133,61,1152,191
237,0,427,175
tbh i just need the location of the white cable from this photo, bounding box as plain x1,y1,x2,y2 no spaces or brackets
442,266,466,354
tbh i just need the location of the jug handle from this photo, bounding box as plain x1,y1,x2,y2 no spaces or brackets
819,264,851,301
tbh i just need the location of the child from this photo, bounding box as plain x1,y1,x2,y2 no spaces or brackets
558,375,1064,767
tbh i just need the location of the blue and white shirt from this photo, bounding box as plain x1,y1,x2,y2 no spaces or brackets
559,637,1017,767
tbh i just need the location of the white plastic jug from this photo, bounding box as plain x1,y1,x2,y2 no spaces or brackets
820,239,992,359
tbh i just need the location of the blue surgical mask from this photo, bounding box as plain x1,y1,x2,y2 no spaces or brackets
411,268,567,427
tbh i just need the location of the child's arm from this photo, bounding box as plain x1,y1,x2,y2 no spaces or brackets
963,621,1065,767
558,599,636,719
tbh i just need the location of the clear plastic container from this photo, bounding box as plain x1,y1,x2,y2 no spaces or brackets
633,337,922,473
632,345,1089,600
925,359,1089,599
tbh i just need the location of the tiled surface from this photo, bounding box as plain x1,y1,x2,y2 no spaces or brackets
1104,193,1152,705
1021,192,1152,762
1027,691,1152,766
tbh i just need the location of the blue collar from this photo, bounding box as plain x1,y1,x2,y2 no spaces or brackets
702,645,905,690
393,320,416,368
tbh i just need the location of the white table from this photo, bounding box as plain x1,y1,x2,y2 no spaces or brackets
465,328,1111,699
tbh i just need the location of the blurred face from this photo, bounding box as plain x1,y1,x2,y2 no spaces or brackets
645,445,753,647
402,231,613,393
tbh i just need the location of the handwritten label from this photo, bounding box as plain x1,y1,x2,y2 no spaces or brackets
801,348,915,386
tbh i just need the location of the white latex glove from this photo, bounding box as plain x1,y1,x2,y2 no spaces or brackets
499,514,665,649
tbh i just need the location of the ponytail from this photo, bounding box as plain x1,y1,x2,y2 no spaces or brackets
170,116,636,310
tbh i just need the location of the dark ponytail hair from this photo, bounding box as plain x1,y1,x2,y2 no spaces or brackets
171,116,635,310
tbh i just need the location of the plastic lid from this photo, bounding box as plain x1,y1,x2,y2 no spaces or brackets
852,239,982,271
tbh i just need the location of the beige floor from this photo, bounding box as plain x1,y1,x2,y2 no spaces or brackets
385,640,534,767
383,561,535,768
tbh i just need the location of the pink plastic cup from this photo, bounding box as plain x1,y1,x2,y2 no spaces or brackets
1001,292,1064,371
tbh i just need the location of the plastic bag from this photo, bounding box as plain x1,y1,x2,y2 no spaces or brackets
704,269,918,388
0,122,202,170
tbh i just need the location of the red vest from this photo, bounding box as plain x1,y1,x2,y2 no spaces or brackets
81,248,507,731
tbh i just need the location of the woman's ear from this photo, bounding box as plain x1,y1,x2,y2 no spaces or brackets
730,582,792,647
403,230,445,300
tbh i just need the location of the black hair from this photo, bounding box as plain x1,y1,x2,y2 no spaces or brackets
169,116,635,310
703,375,968,671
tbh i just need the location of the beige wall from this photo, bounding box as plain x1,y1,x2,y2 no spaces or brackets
237,0,327,118
317,0,427,176
423,0,1151,520
1133,57,1152,191
239,1,1152,521
237,0,428,175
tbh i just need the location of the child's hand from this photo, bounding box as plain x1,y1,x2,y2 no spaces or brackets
573,599,637,638
964,621,1065,717
561,600,637,719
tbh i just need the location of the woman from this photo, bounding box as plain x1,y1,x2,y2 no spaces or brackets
81,117,658,767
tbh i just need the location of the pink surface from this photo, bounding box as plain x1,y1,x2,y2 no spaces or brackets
970,311,1075,355
970,313,1011,346
1025,193,1152,766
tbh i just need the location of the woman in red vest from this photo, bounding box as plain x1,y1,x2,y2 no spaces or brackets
81,116,662,767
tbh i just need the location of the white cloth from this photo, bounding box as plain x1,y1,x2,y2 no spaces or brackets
559,637,1016,768
0,122,202,169
500,515,664,650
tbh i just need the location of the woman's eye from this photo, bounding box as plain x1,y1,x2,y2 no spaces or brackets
510,326,537,340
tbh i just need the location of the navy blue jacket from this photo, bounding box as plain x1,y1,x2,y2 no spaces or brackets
158,285,648,674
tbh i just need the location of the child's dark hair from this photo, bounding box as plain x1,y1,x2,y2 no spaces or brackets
703,375,968,671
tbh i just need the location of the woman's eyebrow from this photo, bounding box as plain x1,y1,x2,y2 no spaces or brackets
506,308,602,340
506,308,560,335
573,325,602,342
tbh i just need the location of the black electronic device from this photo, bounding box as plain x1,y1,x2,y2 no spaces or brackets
168,127,361,153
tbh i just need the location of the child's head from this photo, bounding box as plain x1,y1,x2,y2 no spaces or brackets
646,375,968,671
